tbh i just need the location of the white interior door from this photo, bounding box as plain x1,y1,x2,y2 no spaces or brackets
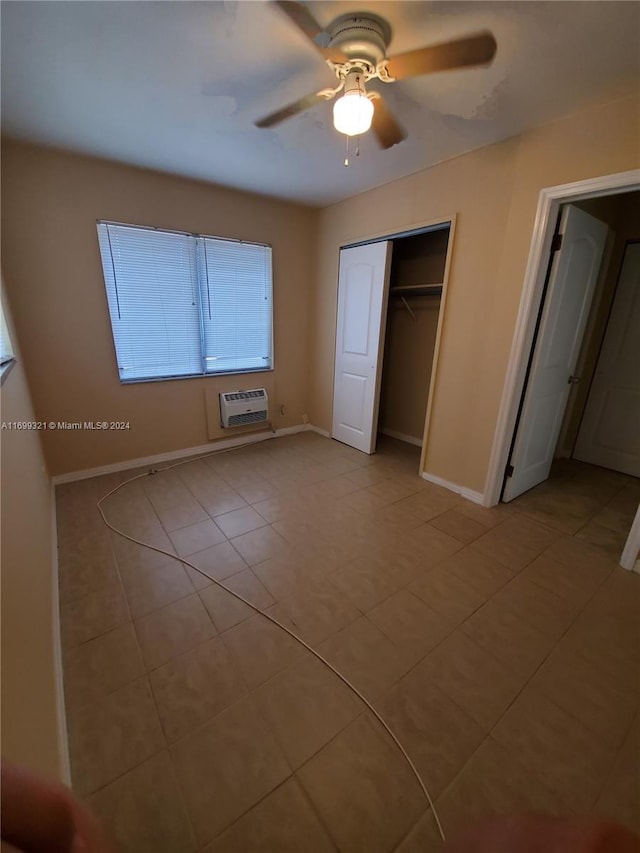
503,205,608,501
332,241,392,453
573,241,640,476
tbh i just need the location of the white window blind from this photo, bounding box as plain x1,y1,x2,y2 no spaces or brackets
199,238,273,374
97,222,273,382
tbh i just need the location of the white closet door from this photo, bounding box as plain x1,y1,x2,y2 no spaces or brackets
573,241,640,476
503,205,608,501
332,241,392,453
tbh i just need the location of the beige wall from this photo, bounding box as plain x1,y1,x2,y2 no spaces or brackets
0,286,65,780
312,94,640,494
1,142,318,476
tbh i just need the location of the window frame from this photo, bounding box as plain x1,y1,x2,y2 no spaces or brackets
0,299,16,386
96,220,274,384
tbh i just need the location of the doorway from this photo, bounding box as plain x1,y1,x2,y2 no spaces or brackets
571,238,640,473
502,190,640,503
501,202,610,502
487,170,640,504
486,168,640,566
331,218,453,472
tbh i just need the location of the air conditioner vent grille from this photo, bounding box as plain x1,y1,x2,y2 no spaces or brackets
219,388,269,429
223,390,266,402
228,410,269,427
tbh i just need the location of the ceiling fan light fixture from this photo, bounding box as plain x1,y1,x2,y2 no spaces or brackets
332,72,373,137
258,4,498,152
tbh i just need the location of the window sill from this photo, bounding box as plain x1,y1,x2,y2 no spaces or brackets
118,366,274,385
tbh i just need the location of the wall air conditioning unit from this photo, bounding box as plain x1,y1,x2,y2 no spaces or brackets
219,389,269,429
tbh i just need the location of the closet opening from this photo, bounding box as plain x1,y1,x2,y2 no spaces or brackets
378,225,449,451
331,217,454,474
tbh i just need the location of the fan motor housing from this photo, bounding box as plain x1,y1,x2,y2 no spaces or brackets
327,13,391,67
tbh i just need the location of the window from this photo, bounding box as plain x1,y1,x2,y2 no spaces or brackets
0,302,14,365
97,222,273,382
0,299,16,384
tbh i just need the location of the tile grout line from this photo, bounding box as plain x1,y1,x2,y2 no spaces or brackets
434,730,564,833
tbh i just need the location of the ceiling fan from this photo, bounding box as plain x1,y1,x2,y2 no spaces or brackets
255,1,497,149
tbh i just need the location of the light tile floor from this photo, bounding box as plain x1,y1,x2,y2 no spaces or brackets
509,455,640,553
56,433,640,852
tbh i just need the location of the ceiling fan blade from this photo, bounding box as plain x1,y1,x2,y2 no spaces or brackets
385,32,497,81
272,1,348,62
371,96,407,149
255,90,328,128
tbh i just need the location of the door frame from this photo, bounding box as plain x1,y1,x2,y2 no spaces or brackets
332,213,458,476
485,169,640,507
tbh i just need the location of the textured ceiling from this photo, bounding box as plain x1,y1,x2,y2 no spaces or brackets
2,1,639,205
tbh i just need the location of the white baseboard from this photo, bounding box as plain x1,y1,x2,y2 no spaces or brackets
309,425,331,438
379,428,423,448
50,484,71,785
277,424,316,438
461,487,487,506
421,471,485,505
52,424,315,485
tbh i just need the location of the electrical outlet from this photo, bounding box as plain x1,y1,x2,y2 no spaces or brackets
302,413,309,424
280,404,285,416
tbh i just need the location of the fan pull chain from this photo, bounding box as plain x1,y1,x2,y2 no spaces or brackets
344,135,362,167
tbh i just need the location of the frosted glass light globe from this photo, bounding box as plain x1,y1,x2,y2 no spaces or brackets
333,91,374,136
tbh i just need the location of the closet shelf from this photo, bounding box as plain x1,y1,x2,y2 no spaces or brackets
390,283,443,296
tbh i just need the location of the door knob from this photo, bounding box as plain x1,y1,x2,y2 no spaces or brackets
568,375,581,385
